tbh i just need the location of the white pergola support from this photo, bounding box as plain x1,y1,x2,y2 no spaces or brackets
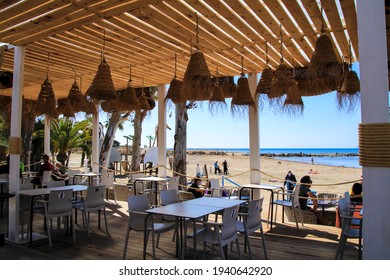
8,46,25,242
157,84,167,178
357,0,390,259
44,117,50,155
92,106,100,173
248,73,261,199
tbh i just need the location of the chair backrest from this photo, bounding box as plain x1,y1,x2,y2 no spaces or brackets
166,176,179,191
127,194,150,230
220,205,239,242
209,179,220,189
178,191,195,202
20,182,34,190
41,170,52,185
246,198,264,230
85,185,105,209
292,184,301,208
344,191,351,208
47,189,73,215
21,177,34,184
46,180,66,188
160,189,178,206
101,170,114,187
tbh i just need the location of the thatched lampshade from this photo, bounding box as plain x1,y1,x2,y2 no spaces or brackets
35,78,58,118
270,63,295,98
337,69,360,111
231,73,256,114
101,99,118,113
57,98,75,118
138,92,150,110
116,83,141,112
256,68,274,95
308,33,340,78
86,58,116,101
283,83,304,115
209,83,226,113
181,50,213,101
166,77,185,104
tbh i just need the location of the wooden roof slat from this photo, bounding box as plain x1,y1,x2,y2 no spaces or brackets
263,0,312,62
339,0,359,60
322,0,350,59
240,0,308,66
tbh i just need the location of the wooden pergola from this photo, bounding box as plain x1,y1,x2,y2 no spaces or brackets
1,0,358,99
1,0,390,260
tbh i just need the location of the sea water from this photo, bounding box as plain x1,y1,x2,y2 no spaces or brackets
186,148,361,168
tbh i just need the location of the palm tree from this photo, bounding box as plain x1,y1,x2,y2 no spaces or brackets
44,118,91,166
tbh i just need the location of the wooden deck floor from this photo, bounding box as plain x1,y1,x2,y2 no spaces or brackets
0,199,360,260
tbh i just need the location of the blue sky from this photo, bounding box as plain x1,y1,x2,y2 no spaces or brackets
108,64,363,149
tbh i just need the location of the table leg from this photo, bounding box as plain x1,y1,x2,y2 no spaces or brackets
270,190,274,229
28,196,34,246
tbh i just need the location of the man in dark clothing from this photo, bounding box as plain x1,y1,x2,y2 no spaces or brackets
188,177,204,198
284,170,297,193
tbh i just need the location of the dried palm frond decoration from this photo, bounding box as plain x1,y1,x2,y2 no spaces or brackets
231,57,256,115
166,54,185,104
337,45,360,111
209,69,226,114
86,31,116,101
181,14,212,101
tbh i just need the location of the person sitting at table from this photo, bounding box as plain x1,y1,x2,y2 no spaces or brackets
31,154,54,186
350,182,363,204
51,162,69,185
299,175,324,224
188,176,205,198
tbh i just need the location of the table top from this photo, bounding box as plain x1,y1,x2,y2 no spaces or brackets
240,184,283,192
73,172,100,177
145,203,223,219
0,178,9,184
134,176,168,182
19,184,88,196
182,197,246,208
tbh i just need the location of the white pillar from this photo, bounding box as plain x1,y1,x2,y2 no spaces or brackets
248,73,261,199
44,117,50,155
8,46,25,242
157,84,167,178
357,0,390,259
92,106,100,173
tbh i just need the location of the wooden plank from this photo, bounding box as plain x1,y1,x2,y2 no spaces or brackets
339,0,359,60
322,0,350,60
263,0,312,62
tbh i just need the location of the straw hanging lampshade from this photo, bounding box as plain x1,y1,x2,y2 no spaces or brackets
209,75,226,114
269,63,295,99
86,58,116,101
35,78,58,118
214,76,236,98
101,99,118,113
116,83,141,112
138,91,150,110
283,83,304,115
337,69,360,111
166,54,185,104
231,72,256,115
256,68,274,95
57,98,75,118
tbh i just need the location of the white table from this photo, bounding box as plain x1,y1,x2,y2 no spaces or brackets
73,172,100,186
133,176,168,206
239,184,283,229
20,184,88,245
182,196,246,208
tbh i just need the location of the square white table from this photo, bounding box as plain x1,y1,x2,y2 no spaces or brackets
132,176,168,206
146,202,224,259
239,184,283,229
72,172,101,186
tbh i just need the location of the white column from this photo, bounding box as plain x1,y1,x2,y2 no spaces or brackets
44,117,50,155
157,84,167,178
8,46,25,242
248,73,260,199
92,106,100,173
357,0,390,259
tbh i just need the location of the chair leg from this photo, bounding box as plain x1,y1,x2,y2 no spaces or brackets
245,232,252,259
235,239,241,259
84,211,90,238
103,209,109,234
46,216,52,248
292,208,299,229
123,228,131,259
151,231,156,260
260,226,268,260
71,214,76,242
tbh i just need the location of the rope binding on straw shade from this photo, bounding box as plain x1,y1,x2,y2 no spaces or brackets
359,123,390,167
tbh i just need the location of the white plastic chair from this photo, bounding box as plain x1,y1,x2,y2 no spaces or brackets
100,169,115,202
166,176,179,191
271,184,302,228
335,197,362,259
41,170,52,187
38,189,76,247
73,185,108,238
236,198,268,259
122,194,176,260
193,205,241,260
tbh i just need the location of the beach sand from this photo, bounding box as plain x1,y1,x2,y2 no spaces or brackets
67,151,361,195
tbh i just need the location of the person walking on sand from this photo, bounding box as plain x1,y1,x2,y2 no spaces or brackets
222,160,228,175
214,161,221,175
284,170,297,193
196,163,201,177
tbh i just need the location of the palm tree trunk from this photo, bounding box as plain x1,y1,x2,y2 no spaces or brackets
173,102,188,187
100,111,121,168
131,110,147,172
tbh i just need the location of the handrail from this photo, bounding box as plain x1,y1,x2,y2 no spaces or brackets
222,176,240,187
